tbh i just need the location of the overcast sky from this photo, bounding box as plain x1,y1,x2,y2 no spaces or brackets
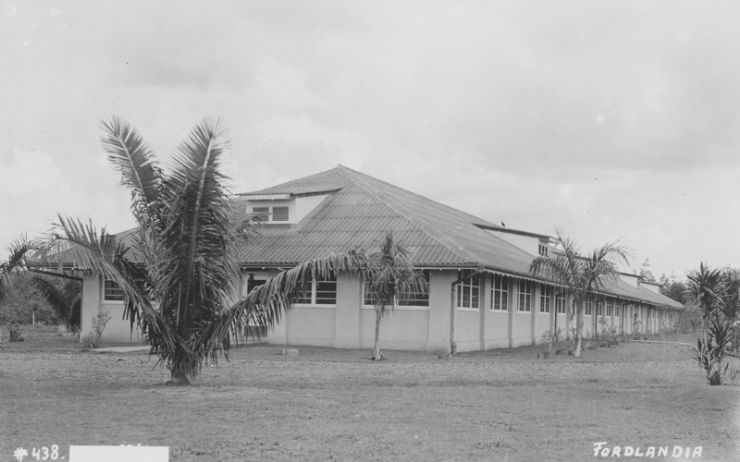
2,0,739,279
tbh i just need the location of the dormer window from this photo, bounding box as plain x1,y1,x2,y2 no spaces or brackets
538,242,549,256
251,205,290,223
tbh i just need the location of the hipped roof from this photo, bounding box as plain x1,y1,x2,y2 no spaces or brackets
237,165,682,310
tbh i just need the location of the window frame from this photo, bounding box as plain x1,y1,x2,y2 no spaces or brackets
555,292,567,314
490,274,509,312
517,279,533,313
102,277,125,302
455,270,480,310
251,204,290,223
539,285,552,314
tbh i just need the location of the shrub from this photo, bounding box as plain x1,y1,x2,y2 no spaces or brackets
692,317,734,386
84,312,111,349
539,330,555,358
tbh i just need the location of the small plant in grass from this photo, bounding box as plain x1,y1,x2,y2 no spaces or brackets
84,312,111,349
605,327,619,346
8,321,24,342
538,330,555,358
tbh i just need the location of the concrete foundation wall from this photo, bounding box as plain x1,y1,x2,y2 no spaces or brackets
484,311,509,348
359,307,429,350
511,312,532,347
534,313,551,341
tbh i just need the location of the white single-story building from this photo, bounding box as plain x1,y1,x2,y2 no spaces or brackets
77,165,683,352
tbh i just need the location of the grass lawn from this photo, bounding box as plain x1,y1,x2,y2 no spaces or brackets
1,327,738,462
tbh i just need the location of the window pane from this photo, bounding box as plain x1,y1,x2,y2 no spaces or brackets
462,285,470,307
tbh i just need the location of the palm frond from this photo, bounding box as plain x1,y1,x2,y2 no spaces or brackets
29,276,81,329
52,214,176,352
100,116,163,223
225,249,369,338
158,119,238,341
0,236,40,302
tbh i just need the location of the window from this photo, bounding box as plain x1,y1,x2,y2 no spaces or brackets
606,300,613,316
245,277,268,337
246,276,266,294
540,285,552,313
294,272,336,305
596,300,604,317
585,297,593,316
252,206,269,221
538,242,549,256
364,270,430,307
490,274,509,312
456,270,480,309
556,292,567,314
272,206,289,222
293,275,313,304
315,278,337,304
251,205,289,223
103,278,124,301
517,280,533,312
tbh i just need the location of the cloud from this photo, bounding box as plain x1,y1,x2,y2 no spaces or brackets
0,148,133,246
1,2,16,17
2,0,740,278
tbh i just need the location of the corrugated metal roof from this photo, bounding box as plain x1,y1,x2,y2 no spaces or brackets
234,165,682,309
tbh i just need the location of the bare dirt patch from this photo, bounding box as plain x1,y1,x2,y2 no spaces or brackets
0,328,737,461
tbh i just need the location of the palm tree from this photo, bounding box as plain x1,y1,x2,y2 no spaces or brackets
686,263,738,385
687,263,724,349
0,237,38,343
363,232,427,360
53,117,428,383
0,238,36,298
54,117,249,385
1,237,83,334
530,233,628,357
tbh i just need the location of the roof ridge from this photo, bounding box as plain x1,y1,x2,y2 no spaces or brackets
336,165,500,227
335,166,482,264
238,166,351,196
